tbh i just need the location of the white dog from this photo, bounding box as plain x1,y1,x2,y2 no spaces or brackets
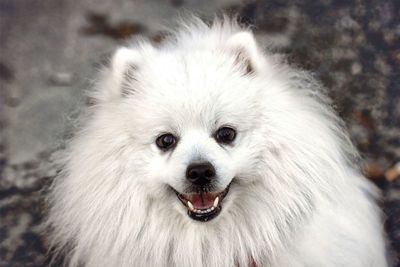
47,17,388,267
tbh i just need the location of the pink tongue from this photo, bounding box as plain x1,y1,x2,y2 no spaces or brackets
187,193,216,210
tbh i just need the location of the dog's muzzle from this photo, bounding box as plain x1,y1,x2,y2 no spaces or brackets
171,161,232,222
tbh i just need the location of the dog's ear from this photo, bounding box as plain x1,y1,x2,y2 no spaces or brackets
97,45,154,102
108,47,142,99
225,31,263,75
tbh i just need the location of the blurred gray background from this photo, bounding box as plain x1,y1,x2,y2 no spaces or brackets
1,0,399,266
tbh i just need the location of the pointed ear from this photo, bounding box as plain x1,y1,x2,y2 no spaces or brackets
225,31,264,75
108,47,141,98
95,44,153,102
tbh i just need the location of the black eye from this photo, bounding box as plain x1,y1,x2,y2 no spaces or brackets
215,127,236,144
156,134,177,150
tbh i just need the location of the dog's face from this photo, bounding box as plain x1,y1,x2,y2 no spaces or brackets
143,95,252,222
101,32,269,223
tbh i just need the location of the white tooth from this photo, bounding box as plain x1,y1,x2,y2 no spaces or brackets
213,197,219,207
206,209,211,212
187,201,194,211
211,206,215,211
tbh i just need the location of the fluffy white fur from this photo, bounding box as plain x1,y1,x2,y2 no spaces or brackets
47,17,388,267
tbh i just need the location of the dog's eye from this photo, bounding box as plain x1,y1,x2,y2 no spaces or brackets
156,134,177,150
215,127,236,144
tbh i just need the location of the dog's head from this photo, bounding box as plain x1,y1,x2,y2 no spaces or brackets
83,20,349,229
91,25,274,223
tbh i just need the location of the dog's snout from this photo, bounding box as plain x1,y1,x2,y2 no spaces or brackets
186,162,216,186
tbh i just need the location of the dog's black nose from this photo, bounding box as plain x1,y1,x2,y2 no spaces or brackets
186,162,216,186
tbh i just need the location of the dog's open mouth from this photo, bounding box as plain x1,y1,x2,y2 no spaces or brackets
174,185,231,222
